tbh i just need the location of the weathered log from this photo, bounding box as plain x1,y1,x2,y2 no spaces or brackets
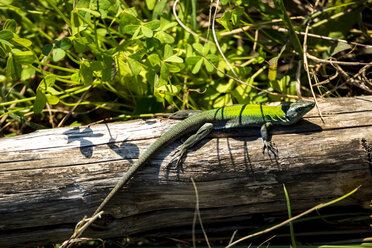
0,96,371,247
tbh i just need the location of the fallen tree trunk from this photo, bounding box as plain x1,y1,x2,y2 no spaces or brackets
0,96,371,247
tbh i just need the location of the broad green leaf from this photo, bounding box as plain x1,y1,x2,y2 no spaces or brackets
323,42,351,59
46,94,59,105
145,38,160,52
42,44,53,56
205,54,219,72
132,26,142,39
102,56,115,82
80,62,93,84
4,19,16,32
166,63,182,73
52,48,66,62
213,94,233,108
38,74,56,91
6,54,21,81
216,78,235,93
12,37,32,47
144,20,161,30
164,54,183,63
0,38,13,47
192,58,203,74
127,57,142,75
146,0,156,10
185,56,201,65
268,45,286,82
0,30,13,41
12,50,35,65
232,83,252,103
154,31,174,44
141,25,153,38
21,67,36,81
72,38,87,53
162,22,178,31
163,44,173,60
55,37,72,50
156,84,179,94
217,11,232,30
34,90,47,114
160,63,169,78
152,0,167,20
148,53,161,66
71,73,80,83
123,24,140,35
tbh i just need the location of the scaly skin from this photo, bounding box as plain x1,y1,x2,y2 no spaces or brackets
93,100,314,216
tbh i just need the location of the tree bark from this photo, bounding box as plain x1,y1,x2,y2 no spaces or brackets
0,96,371,247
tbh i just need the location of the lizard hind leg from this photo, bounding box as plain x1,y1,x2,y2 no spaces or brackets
171,122,214,167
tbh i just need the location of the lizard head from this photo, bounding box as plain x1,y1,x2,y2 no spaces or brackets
284,100,315,124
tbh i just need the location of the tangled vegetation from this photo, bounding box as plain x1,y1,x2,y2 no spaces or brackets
0,0,370,136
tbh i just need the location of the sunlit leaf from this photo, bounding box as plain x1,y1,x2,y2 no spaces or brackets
34,90,47,114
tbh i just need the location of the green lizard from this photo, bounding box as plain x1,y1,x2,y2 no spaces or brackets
93,100,314,216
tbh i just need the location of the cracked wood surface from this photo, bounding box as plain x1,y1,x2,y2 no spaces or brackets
0,96,371,247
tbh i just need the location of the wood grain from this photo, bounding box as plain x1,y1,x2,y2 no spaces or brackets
0,96,371,247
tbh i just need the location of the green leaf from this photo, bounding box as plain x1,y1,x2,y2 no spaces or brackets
213,94,233,108
191,58,203,74
80,62,93,84
144,20,161,30
163,44,173,60
12,37,32,47
34,90,47,114
185,56,201,65
6,54,21,81
152,0,167,20
232,83,252,103
205,54,219,72
164,54,183,63
12,50,35,65
127,57,142,75
0,30,13,41
46,94,59,105
217,11,232,30
42,44,53,56
21,67,36,81
52,48,66,62
146,0,156,10
55,37,72,50
141,25,153,38
102,56,115,82
322,42,351,59
4,19,16,32
216,78,236,93
156,84,179,94
0,38,13,47
160,63,169,82
148,53,161,66
154,31,174,44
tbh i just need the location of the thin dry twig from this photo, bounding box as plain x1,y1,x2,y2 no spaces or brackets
190,178,211,248
302,0,325,123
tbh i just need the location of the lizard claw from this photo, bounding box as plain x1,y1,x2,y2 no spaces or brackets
262,140,278,159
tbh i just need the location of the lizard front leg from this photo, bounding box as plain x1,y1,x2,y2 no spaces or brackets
171,122,214,166
260,122,278,158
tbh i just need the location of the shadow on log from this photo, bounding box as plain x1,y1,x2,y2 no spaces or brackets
0,96,371,247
